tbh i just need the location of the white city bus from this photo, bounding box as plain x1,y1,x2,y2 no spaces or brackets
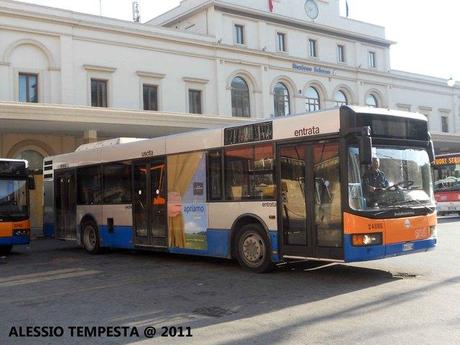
43,106,437,272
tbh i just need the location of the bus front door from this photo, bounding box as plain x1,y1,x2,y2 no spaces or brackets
278,142,343,260
54,171,76,240
132,159,167,248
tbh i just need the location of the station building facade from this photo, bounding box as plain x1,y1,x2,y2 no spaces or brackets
0,0,459,230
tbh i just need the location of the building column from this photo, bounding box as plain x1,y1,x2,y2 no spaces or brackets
60,35,74,105
215,59,226,116
0,133,3,156
0,63,10,101
257,21,267,50
452,91,459,133
386,85,392,108
83,129,98,144
260,64,270,118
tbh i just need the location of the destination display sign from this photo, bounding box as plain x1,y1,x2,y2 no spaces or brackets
224,122,273,145
0,161,26,176
435,156,460,166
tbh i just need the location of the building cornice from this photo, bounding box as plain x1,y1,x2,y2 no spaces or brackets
213,3,393,48
182,77,209,84
0,102,251,129
83,65,117,73
136,71,166,79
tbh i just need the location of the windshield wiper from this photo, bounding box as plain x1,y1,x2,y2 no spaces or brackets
392,199,434,213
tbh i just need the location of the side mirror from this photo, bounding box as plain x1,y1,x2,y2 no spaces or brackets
359,126,373,165
28,176,36,190
427,138,435,164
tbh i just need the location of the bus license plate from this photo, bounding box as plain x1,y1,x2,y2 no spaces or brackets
403,243,414,252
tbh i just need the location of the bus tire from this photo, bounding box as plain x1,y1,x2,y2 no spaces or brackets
0,245,12,256
81,221,101,254
235,224,274,273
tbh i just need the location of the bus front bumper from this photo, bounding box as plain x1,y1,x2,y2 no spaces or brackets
344,235,437,262
0,231,30,246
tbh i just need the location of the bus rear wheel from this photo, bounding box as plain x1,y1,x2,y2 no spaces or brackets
82,221,101,254
235,224,274,273
0,245,12,256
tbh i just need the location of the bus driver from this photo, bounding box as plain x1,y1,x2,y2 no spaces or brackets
362,157,389,205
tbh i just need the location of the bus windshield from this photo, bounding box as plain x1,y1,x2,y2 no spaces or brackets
433,157,460,192
348,147,434,211
0,179,28,219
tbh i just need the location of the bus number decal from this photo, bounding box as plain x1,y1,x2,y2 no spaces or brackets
141,150,154,158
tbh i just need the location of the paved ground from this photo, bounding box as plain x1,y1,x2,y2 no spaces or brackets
0,217,459,345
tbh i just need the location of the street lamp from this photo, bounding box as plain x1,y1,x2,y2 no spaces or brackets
447,77,455,88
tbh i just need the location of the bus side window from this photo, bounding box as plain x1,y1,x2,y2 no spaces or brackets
103,162,132,204
208,150,223,201
77,166,102,205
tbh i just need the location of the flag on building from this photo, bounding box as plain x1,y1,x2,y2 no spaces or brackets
269,0,274,12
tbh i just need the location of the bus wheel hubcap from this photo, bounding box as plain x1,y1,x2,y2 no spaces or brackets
242,233,264,265
85,226,96,250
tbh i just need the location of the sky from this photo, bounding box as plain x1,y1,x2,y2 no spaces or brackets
15,0,459,82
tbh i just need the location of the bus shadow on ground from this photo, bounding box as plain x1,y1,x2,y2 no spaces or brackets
96,250,402,343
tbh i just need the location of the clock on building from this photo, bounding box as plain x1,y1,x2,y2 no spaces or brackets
305,0,319,19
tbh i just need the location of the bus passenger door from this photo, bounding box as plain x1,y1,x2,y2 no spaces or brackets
277,142,343,260
132,159,167,248
54,171,76,240
278,144,314,258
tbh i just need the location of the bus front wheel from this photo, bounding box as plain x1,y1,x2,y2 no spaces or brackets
235,224,274,273
82,221,101,254
0,245,12,256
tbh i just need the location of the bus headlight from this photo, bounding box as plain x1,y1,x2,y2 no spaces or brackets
429,225,437,238
352,233,382,246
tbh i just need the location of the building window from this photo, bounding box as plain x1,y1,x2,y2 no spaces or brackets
305,86,320,112
337,44,345,63
366,94,378,108
277,32,287,52
188,89,202,114
15,150,44,172
309,39,317,58
368,51,376,68
91,79,108,107
273,82,290,117
231,77,250,117
334,90,348,107
18,73,38,103
441,116,449,133
143,84,158,111
234,24,245,45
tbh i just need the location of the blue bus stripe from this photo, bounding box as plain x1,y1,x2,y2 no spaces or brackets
96,225,281,262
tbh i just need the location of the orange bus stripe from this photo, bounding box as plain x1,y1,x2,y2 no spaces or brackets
0,220,30,237
344,212,437,245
